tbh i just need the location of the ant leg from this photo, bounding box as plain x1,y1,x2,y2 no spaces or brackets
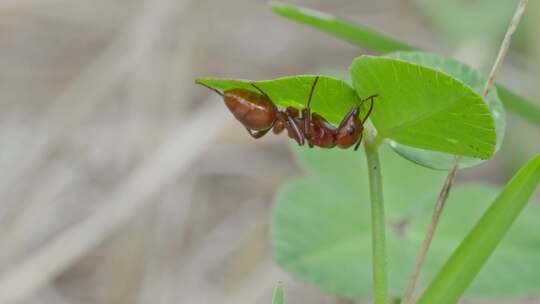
250,82,271,100
277,112,305,146
302,76,320,138
246,128,271,139
354,132,363,151
273,120,286,134
286,115,305,146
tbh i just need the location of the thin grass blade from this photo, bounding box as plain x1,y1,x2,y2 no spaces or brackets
417,154,540,304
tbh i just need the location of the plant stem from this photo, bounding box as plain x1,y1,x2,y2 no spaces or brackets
364,128,388,304
400,156,460,304
482,0,529,97
400,1,529,303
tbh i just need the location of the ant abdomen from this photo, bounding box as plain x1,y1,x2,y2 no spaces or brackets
223,88,277,131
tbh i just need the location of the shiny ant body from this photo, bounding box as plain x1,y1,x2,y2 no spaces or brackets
199,76,376,150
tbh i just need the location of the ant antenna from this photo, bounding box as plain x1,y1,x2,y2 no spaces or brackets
250,82,271,100
352,94,377,151
354,139,362,151
306,76,320,108
197,82,224,97
359,94,378,106
361,94,377,123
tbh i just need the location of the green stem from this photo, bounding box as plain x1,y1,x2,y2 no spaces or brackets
364,131,388,304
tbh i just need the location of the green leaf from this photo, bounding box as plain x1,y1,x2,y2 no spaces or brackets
292,145,446,220
270,2,540,128
412,185,540,299
272,146,446,299
272,285,284,304
350,55,496,159
273,147,540,299
418,154,540,304
196,75,360,124
270,2,416,53
384,51,505,170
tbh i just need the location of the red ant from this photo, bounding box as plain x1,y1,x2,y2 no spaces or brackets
198,76,376,150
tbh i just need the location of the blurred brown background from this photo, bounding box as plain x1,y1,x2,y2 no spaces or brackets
0,0,538,304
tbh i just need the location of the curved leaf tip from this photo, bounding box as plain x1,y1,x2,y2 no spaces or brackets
271,1,334,21
270,1,416,53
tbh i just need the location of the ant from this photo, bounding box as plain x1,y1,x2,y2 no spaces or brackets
198,76,377,150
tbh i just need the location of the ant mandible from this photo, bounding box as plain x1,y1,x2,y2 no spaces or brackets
198,76,377,150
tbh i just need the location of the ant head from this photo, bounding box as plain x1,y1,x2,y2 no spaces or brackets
336,116,362,148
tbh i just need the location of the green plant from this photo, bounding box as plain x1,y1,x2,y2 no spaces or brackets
200,1,540,303
271,1,540,128
273,284,284,304
272,146,540,302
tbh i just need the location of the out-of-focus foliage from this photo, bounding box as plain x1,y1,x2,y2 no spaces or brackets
272,285,284,304
418,154,540,303
411,0,522,45
273,146,540,299
411,0,535,56
270,1,417,52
